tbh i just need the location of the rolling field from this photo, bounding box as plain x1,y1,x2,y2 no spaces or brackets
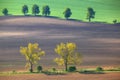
0,0,120,23
0,1,120,79
0,16,120,72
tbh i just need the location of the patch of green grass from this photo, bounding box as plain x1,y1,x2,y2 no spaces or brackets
0,71,43,76
42,68,67,75
0,0,120,23
79,67,120,74
0,69,67,76
104,67,120,72
0,67,120,76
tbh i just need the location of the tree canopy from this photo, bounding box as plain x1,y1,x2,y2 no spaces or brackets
22,5,28,15
87,7,95,22
2,8,8,16
42,5,50,16
32,4,40,16
20,43,45,72
54,42,82,71
63,8,72,19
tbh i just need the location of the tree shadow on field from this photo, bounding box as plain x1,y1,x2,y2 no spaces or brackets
67,18,83,22
113,23,120,26
90,21,108,24
7,14,13,16
43,16,83,22
41,15,64,19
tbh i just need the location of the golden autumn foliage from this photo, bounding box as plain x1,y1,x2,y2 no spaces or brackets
54,42,82,71
20,43,45,72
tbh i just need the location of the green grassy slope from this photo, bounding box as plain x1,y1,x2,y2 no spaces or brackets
0,0,120,23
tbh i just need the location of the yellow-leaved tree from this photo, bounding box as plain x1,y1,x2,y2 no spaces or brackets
54,42,82,71
20,43,45,72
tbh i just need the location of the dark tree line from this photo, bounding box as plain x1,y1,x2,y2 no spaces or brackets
22,4,51,17
42,5,50,16
32,4,40,16
87,7,95,22
22,5,28,15
2,8,8,15
2,4,97,22
63,8,72,20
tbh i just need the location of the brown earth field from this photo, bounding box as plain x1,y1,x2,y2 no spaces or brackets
0,72,120,80
0,16,120,80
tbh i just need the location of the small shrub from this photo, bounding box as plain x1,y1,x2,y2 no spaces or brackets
96,66,103,71
37,65,42,72
68,66,76,72
52,68,56,72
12,70,16,73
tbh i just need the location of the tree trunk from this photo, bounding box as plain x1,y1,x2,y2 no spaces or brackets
89,17,91,22
34,13,36,16
30,62,33,72
65,16,68,20
65,59,68,71
24,13,27,16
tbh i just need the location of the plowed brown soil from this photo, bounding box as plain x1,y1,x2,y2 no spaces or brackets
0,72,120,80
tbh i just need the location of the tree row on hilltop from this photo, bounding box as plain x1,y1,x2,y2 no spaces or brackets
2,4,96,22
22,4,50,16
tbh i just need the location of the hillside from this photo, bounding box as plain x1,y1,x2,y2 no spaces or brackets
0,16,120,71
0,0,120,23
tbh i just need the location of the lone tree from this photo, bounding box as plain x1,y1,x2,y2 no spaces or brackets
32,4,40,16
2,8,8,16
63,8,72,19
22,5,28,15
54,42,82,71
20,43,45,72
42,5,50,16
87,7,95,22
113,19,117,24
